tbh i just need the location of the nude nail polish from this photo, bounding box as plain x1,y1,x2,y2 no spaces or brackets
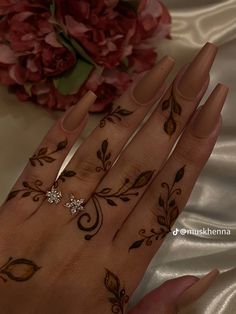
191,84,229,138
131,56,175,106
177,269,219,310
61,91,97,132
177,42,218,99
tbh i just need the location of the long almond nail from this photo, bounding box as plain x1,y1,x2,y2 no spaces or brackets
177,269,219,310
61,91,97,132
132,56,175,106
191,84,229,138
177,42,218,99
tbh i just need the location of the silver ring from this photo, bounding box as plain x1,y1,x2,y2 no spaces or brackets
64,194,85,216
46,186,62,204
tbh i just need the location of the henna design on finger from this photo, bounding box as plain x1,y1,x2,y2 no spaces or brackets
100,105,133,128
77,170,155,240
7,180,46,202
161,87,182,136
96,139,112,172
29,139,68,167
129,166,185,251
0,257,41,283
104,269,129,314
54,169,76,188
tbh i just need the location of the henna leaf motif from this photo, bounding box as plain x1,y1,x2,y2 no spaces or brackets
100,105,133,128
132,171,154,189
174,166,185,183
164,116,176,136
105,269,129,314
29,138,68,167
129,166,185,251
6,190,19,201
0,257,41,283
78,170,155,240
129,239,145,251
96,139,112,172
7,180,46,202
161,87,182,136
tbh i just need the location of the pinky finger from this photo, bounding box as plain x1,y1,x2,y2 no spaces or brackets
114,84,229,272
2,91,96,220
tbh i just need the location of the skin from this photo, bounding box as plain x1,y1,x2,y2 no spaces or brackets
0,43,228,314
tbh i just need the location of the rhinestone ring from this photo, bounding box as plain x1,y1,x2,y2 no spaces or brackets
46,186,62,204
64,194,85,216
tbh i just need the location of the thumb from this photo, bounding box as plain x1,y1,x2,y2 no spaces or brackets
129,269,219,314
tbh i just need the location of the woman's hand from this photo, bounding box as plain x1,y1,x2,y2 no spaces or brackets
0,42,228,314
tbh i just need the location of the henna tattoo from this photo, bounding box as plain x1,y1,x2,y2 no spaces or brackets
77,170,155,240
129,166,185,251
54,169,76,188
104,269,129,314
100,105,133,128
7,180,46,202
96,139,112,172
161,87,182,136
0,257,41,283
29,139,68,167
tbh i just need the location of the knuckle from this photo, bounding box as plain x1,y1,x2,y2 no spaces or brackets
74,159,98,183
174,136,209,166
121,160,146,181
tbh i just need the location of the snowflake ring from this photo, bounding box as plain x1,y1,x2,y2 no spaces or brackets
64,194,85,216
46,186,62,205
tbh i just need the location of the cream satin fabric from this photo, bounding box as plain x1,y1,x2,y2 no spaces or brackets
0,0,236,313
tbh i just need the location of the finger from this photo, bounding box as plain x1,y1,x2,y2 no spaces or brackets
32,57,175,224
129,275,199,314
2,92,96,220
114,84,228,266
177,269,219,310
129,270,219,314
82,43,217,241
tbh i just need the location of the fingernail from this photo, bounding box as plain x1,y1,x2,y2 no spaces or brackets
191,84,229,138
177,269,219,310
177,42,218,99
131,56,175,106
61,91,97,132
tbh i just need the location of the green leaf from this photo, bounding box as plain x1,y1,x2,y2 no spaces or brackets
57,33,76,55
50,0,56,17
70,38,95,65
54,59,94,96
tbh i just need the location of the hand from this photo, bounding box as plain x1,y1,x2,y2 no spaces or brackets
0,42,228,314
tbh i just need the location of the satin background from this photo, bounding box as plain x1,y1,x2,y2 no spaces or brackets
0,0,236,313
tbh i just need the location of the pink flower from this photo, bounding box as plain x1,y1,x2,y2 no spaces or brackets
0,0,171,112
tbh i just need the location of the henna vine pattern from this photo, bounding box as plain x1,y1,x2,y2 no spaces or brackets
7,180,46,202
78,170,155,240
0,257,41,283
96,139,112,172
29,139,68,167
100,105,133,128
161,87,182,136
129,166,185,251
104,269,129,314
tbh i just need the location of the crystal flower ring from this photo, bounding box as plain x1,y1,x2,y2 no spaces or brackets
64,194,85,216
46,186,62,204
